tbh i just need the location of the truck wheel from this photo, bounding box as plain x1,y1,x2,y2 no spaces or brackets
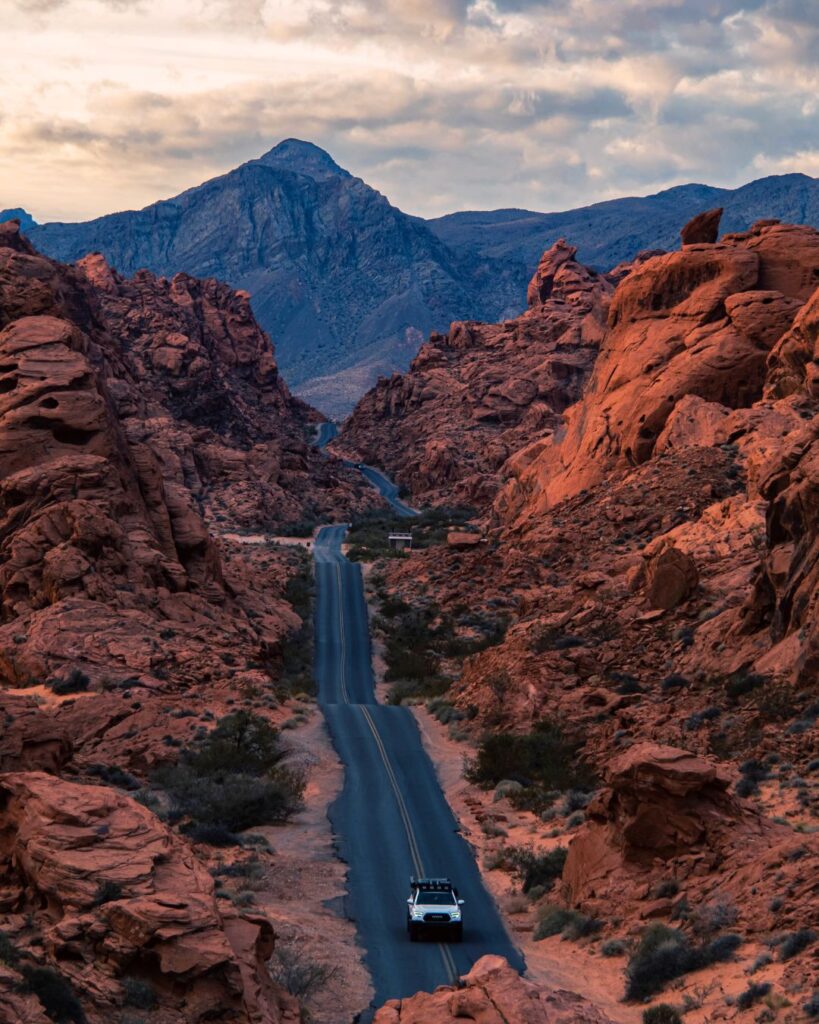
452,923,463,943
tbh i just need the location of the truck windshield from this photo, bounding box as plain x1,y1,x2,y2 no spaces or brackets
417,891,455,904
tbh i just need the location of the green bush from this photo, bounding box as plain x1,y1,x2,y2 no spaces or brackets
505,846,567,893
601,938,627,957
642,1005,683,1024
534,905,600,941
736,982,771,1010
625,925,741,1001
49,668,90,695
279,554,315,696
22,966,86,1024
153,712,304,835
465,722,593,791
779,929,815,960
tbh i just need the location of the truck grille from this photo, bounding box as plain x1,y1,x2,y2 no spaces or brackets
424,913,450,922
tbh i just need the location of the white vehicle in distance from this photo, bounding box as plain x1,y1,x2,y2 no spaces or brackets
406,877,464,942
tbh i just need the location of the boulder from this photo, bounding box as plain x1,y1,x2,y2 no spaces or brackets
680,207,723,245
373,955,616,1024
644,543,699,609
0,772,300,1023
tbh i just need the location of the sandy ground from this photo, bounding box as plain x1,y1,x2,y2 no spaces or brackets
252,705,373,1023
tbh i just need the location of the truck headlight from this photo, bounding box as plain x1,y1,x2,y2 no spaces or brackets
411,908,424,919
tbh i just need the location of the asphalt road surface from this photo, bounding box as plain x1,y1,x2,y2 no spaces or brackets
315,421,338,449
357,464,418,517
313,524,524,1018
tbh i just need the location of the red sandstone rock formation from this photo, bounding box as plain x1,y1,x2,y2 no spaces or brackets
563,744,818,936
0,772,300,1023
336,240,613,506
374,955,615,1024
680,207,723,245
0,219,363,694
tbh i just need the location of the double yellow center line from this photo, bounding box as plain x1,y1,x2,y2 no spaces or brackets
332,550,458,983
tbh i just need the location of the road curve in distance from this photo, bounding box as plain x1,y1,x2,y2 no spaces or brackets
315,421,339,449
358,464,419,517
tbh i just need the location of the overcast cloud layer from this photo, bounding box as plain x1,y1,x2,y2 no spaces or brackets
3,0,818,221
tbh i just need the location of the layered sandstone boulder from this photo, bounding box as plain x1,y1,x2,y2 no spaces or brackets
563,745,818,935
374,955,615,1024
0,772,299,1023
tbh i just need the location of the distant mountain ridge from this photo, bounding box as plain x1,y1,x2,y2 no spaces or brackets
10,143,819,414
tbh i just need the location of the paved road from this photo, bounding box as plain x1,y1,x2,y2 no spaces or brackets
313,525,524,1018
357,464,419,517
315,421,338,449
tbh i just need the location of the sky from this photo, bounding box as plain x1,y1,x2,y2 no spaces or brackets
2,0,818,223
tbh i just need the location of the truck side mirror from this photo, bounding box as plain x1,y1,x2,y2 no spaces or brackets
407,898,413,904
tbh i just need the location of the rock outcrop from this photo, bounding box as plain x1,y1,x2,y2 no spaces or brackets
337,240,612,506
0,218,364,693
0,772,300,1023
680,207,723,244
374,956,615,1024
563,744,819,936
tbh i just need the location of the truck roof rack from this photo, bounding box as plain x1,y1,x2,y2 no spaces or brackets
410,877,453,890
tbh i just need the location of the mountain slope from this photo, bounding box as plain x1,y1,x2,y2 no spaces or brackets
427,173,819,274
28,140,520,416
22,146,819,415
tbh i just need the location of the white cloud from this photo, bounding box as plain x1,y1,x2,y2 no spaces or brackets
2,0,817,221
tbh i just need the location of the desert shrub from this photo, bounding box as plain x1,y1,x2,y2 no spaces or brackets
736,982,771,1010
122,978,158,1010
0,930,19,966
22,966,86,1024
534,906,575,939
49,668,90,695
726,671,766,700
153,712,304,835
93,880,123,906
747,953,772,974
660,674,689,691
268,943,339,1000
625,924,741,1001
505,846,567,893
735,760,769,798
653,879,679,899
601,938,628,957
642,1005,682,1024
779,928,815,960
181,711,288,777
691,899,737,938
465,721,593,792
184,823,240,846
803,991,819,1017
86,764,140,790
170,772,304,833
279,553,315,696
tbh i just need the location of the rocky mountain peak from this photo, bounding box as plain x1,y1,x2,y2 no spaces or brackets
256,138,348,180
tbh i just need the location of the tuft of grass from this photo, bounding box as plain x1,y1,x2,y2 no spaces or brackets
642,1005,682,1024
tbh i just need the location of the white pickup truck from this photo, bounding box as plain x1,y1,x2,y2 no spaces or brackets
406,877,464,942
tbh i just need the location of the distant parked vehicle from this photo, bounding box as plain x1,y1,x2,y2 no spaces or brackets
406,877,464,942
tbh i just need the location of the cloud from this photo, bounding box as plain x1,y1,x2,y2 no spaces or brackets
2,0,817,221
